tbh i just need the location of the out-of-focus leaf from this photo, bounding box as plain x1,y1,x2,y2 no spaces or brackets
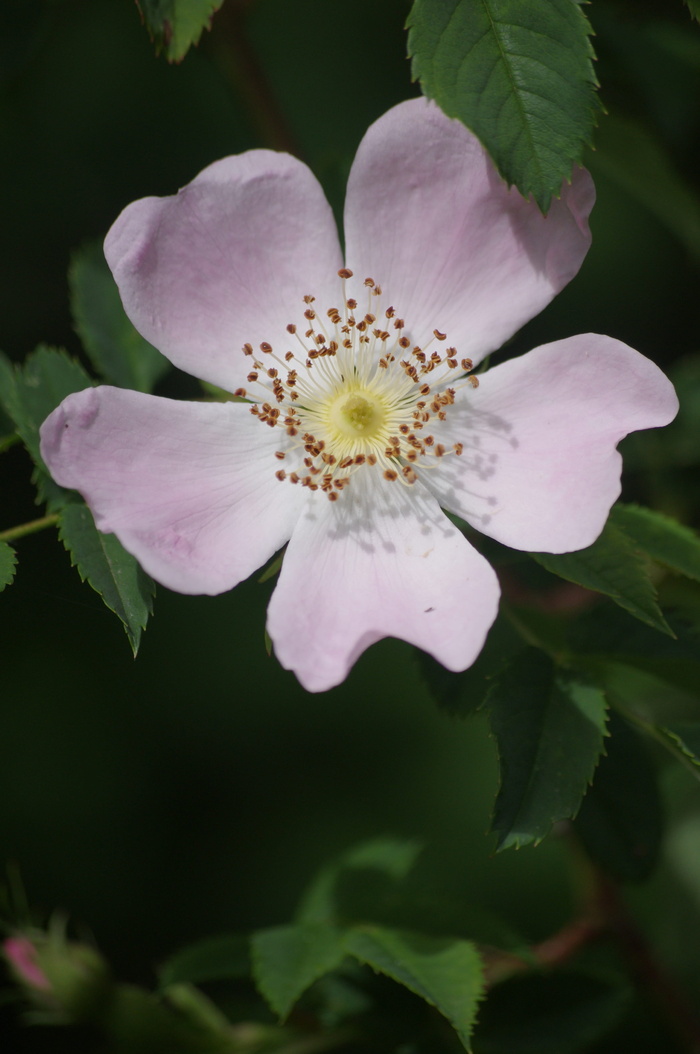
611,504,700,583
69,243,169,393
58,503,154,656
473,971,631,1053
488,650,608,850
685,0,700,23
251,923,346,1020
296,838,423,926
135,0,223,62
655,355,700,468
158,934,250,989
532,521,673,637
417,614,523,719
592,110,700,261
0,353,15,443
569,606,700,700
573,713,663,882
345,924,482,1051
0,541,17,591
406,0,598,210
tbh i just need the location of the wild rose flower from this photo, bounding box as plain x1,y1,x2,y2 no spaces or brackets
40,99,678,692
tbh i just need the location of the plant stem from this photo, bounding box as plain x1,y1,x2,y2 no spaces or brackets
0,514,59,543
210,0,303,156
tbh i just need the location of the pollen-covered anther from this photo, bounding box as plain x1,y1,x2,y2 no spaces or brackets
241,277,479,499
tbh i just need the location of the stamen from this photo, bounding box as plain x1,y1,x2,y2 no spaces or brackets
241,271,478,499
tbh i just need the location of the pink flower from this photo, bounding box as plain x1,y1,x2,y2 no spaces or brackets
3,935,52,992
40,100,678,692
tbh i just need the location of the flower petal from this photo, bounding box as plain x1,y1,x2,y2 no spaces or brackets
427,335,679,553
266,474,500,693
343,98,594,361
104,152,344,392
40,387,303,594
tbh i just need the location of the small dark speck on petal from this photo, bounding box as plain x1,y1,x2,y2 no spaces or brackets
424,607,434,613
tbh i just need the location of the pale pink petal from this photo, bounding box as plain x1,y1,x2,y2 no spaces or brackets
266,474,501,693
426,335,679,553
104,152,344,393
40,387,303,594
343,98,594,361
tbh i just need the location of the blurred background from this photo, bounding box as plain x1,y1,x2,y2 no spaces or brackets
2,1,700,1050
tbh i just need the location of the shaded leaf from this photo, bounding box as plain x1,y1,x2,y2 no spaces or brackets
568,605,700,701
345,924,482,1051
416,613,523,719
573,713,663,882
488,649,608,850
58,503,155,656
296,838,423,926
0,541,17,591
473,971,631,1054
611,504,700,583
656,722,700,772
158,934,250,989
406,0,598,210
592,111,700,262
69,243,169,393
532,520,673,636
251,923,346,1020
136,0,223,62
685,0,700,22
0,346,92,469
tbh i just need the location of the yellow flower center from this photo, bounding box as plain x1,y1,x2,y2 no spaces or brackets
332,392,385,439
235,269,479,501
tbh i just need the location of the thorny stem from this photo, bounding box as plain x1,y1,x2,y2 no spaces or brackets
596,874,700,1053
210,0,303,156
481,860,700,1052
0,514,59,544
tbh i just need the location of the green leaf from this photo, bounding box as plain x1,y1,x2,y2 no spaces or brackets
0,346,92,470
344,924,483,1051
0,541,17,591
573,713,662,882
611,504,700,583
296,838,423,926
656,722,700,772
135,0,223,62
568,606,700,701
69,243,169,393
473,971,631,1053
488,649,608,850
251,923,346,1020
406,0,599,210
531,520,673,637
58,503,154,656
158,934,250,989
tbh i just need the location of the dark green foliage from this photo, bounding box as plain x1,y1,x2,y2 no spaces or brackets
135,0,224,62
406,0,599,209
58,504,155,656
573,714,663,882
532,520,672,636
487,650,608,849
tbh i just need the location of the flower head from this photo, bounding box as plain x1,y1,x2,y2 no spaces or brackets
40,99,678,692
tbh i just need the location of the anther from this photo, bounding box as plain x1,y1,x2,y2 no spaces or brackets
338,268,353,279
